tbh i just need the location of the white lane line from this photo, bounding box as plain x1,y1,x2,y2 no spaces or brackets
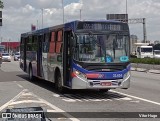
9,100,45,105
34,93,80,121
0,89,79,121
0,89,28,111
17,84,23,88
110,90,160,106
14,81,23,88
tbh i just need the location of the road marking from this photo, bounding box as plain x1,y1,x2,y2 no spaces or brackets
9,100,45,105
120,97,132,101
110,90,160,106
0,89,27,111
17,84,23,88
0,89,80,121
130,100,140,103
53,93,133,102
53,94,61,97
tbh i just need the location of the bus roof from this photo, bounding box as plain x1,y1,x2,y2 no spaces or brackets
21,20,126,37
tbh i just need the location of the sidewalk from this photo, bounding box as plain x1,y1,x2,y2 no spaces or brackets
131,67,160,74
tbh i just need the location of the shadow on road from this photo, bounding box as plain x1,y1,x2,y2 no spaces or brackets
16,74,127,100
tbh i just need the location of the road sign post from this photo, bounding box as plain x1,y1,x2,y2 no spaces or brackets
0,10,2,26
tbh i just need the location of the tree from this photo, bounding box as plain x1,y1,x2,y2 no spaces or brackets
0,0,4,9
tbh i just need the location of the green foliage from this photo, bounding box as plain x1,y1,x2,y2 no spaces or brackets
0,0,4,9
130,58,160,65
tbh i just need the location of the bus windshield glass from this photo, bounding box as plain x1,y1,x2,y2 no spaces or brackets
141,48,152,52
72,33,129,63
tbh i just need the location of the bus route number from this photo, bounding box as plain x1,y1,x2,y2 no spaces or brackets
113,74,123,78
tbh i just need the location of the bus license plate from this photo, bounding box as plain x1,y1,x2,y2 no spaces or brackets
101,82,111,86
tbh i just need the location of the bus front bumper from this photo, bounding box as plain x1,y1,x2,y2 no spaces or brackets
71,72,130,89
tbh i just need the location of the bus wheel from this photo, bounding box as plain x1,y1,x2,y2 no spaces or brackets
55,72,64,93
29,66,34,81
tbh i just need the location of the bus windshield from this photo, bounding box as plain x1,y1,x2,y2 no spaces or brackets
72,33,129,63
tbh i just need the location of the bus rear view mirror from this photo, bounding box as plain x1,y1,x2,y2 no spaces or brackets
57,55,62,62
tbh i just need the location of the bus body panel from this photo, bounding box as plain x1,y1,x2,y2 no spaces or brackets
72,74,130,89
71,61,131,89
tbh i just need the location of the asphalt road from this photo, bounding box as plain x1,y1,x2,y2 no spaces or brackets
0,60,160,121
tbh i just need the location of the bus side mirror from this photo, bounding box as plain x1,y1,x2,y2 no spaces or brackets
57,55,62,62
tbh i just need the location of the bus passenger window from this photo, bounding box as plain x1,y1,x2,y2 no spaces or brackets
56,31,62,53
49,32,56,53
43,33,50,53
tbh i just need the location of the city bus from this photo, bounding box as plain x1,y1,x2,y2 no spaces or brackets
20,20,131,92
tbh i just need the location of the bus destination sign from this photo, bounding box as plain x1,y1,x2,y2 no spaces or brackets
77,22,123,31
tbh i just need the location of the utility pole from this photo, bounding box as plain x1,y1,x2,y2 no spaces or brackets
80,9,82,20
62,0,64,24
143,18,147,43
37,20,39,30
41,8,43,29
126,0,128,15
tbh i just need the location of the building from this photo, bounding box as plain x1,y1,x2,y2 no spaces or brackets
130,35,138,54
1,42,20,53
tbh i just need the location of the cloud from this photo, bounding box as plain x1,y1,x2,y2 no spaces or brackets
0,0,160,42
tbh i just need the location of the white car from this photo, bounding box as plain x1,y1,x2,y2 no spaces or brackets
14,52,20,61
2,53,11,62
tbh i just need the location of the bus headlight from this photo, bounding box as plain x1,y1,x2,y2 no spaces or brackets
71,70,86,78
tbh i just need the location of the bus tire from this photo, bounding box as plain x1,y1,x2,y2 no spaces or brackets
55,72,64,93
29,66,34,81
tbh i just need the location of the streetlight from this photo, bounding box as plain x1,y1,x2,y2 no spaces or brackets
125,0,128,23
41,8,43,29
62,0,64,24
80,9,82,20
126,0,128,15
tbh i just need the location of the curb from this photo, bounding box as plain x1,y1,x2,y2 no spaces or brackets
131,67,160,74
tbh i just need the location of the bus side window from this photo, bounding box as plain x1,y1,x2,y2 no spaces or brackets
56,30,62,53
49,32,56,53
43,33,50,53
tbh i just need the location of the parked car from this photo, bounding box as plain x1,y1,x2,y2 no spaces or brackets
2,53,11,62
13,52,20,61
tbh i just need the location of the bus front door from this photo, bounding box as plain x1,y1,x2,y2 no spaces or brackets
37,35,43,77
63,31,72,87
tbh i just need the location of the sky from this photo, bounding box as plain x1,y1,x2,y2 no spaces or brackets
0,0,160,42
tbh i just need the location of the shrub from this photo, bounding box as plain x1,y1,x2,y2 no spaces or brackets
130,58,160,65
